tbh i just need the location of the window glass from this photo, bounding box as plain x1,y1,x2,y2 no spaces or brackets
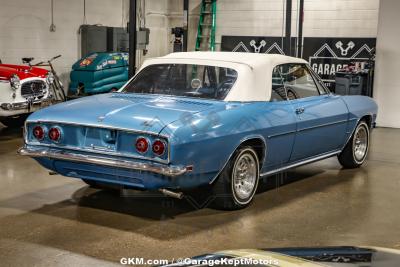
280,64,320,100
123,64,238,100
309,68,329,95
270,67,288,102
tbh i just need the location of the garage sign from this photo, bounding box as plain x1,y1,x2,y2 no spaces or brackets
303,37,376,88
221,36,376,89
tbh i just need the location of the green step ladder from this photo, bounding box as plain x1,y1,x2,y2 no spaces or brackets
195,0,217,51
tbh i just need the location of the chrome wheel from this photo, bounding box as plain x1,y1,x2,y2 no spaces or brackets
232,149,259,204
353,124,369,163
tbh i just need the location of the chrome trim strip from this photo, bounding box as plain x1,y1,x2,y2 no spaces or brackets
296,119,348,132
208,135,267,185
22,142,169,164
26,120,170,139
267,130,296,139
18,146,187,177
342,117,360,149
150,57,255,70
260,150,341,177
341,116,372,151
268,120,348,139
24,121,170,164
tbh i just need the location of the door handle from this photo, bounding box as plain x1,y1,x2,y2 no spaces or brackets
295,107,305,114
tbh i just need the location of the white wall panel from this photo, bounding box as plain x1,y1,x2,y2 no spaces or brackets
373,0,400,128
303,0,379,37
0,0,171,88
0,0,124,88
168,0,379,51
0,0,381,87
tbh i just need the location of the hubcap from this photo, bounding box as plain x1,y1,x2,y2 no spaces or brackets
233,152,258,201
353,125,368,162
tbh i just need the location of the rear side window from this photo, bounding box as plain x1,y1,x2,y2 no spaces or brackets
278,64,321,100
270,67,288,102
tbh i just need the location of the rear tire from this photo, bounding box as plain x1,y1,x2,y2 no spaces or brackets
211,147,260,210
338,121,370,168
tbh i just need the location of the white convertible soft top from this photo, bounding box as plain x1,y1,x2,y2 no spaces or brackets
137,52,308,102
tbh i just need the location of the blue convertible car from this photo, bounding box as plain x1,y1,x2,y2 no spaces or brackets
19,52,378,209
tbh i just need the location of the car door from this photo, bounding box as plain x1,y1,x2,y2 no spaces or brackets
262,66,297,171
279,63,348,162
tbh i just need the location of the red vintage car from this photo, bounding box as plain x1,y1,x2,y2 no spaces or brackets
0,60,54,127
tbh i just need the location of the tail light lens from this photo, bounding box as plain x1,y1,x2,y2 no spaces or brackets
48,127,61,142
33,126,45,141
135,137,149,154
152,139,166,156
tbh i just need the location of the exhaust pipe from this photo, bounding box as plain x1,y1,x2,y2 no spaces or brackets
159,189,184,199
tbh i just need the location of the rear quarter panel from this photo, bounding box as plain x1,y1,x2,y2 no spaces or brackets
161,101,297,185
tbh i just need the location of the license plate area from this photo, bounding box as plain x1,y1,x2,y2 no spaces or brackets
84,127,118,151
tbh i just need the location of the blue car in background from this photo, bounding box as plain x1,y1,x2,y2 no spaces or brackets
19,52,378,210
69,52,128,95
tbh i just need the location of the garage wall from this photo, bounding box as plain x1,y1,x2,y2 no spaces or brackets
217,0,379,50
168,0,379,51
136,0,171,65
302,0,379,37
0,0,382,88
0,0,172,88
373,0,400,128
0,0,126,87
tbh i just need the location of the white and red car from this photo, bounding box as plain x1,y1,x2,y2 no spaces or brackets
0,63,54,127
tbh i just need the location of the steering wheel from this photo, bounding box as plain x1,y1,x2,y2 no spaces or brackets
286,87,298,100
215,80,233,98
191,78,202,90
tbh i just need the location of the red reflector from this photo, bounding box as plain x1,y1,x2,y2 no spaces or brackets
33,126,44,140
136,137,149,153
152,140,166,156
48,127,61,142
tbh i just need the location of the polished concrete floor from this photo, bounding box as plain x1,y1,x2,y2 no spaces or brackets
0,124,400,266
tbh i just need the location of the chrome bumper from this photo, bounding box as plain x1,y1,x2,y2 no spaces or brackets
18,147,188,177
0,99,51,111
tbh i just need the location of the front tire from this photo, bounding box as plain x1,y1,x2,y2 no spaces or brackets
212,147,260,210
338,121,370,168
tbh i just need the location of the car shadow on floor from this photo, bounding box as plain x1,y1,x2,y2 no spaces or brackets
0,125,23,141
28,167,348,230
0,164,371,263
67,168,327,219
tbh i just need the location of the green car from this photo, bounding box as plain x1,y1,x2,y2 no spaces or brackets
69,52,129,95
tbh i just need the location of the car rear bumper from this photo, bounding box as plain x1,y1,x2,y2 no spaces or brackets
18,146,188,177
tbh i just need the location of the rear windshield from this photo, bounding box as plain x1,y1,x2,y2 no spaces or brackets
122,64,238,100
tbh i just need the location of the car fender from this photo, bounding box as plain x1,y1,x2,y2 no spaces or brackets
160,102,272,181
340,95,378,147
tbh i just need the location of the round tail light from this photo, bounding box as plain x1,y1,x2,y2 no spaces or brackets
152,140,166,156
33,126,44,141
135,137,149,154
49,127,61,142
